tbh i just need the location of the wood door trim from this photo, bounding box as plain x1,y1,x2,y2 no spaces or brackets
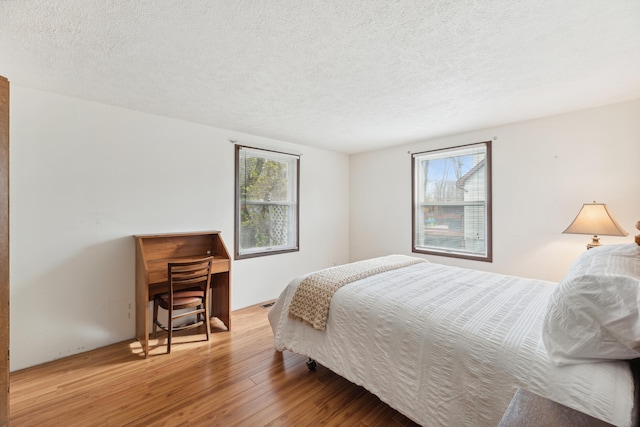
0,74,10,427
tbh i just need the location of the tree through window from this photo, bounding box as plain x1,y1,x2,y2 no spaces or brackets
235,145,299,259
412,141,492,262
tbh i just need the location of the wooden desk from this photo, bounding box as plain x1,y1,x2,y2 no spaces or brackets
135,231,231,357
498,388,614,427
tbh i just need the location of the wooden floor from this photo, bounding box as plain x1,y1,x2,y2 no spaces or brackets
10,302,420,427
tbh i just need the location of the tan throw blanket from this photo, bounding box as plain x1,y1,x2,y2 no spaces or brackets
288,254,427,330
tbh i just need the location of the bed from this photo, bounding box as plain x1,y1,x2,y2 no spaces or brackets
268,225,640,426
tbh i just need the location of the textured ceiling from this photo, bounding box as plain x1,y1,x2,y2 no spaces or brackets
1,1,639,153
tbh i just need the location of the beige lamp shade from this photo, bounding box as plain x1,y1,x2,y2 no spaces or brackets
563,202,628,249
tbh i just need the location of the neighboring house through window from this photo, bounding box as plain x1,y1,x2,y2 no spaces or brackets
412,141,492,262
235,145,300,259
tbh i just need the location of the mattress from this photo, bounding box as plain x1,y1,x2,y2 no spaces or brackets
268,261,635,427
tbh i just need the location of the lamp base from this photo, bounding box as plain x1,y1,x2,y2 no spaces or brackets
586,235,601,250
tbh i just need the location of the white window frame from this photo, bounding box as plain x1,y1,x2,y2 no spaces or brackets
412,141,492,262
235,145,300,259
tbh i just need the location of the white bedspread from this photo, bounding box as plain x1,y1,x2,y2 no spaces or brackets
268,261,635,427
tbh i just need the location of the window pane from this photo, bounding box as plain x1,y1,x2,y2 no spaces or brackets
412,142,492,261
235,146,299,259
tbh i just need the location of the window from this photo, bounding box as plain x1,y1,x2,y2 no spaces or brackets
412,141,492,262
235,145,299,259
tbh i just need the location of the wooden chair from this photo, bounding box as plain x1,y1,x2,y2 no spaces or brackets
152,257,213,353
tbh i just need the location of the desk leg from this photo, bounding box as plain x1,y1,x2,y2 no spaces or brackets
135,279,150,357
211,272,231,330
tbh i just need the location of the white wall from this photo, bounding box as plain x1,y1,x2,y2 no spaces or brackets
10,87,640,372
350,99,640,281
9,86,350,371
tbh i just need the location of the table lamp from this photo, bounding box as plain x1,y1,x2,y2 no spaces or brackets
563,202,628,249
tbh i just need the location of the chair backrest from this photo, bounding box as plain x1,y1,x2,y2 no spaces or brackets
168,257,214,296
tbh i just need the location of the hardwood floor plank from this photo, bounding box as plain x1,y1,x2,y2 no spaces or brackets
263,366,362,426
10,303,419,426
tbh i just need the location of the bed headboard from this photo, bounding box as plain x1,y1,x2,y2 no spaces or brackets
636,220,640,246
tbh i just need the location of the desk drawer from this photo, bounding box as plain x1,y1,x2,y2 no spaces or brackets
148,261,229,284
149,271,168,285
211,259,230,274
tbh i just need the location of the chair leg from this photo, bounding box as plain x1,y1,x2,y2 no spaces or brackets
167,307,172,354
152,299,158,339
204,295,211,341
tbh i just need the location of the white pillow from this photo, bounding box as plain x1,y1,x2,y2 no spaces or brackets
542,243,640,366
